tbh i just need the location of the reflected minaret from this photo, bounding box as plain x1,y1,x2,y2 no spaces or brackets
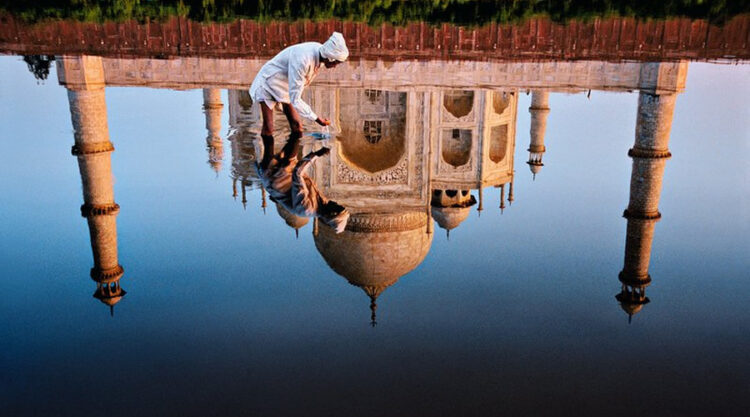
508,177,514,205
59,56,125,315
203,89,224,174
616,91,677,322
498,184,506,213
227,89,263,208
527,91,549,180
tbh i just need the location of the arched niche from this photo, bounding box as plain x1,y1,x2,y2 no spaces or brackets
337,89,407,173
443,90,474,119
442,128,472,167
489,124,508,163
338,120,405,173
493,91,514,115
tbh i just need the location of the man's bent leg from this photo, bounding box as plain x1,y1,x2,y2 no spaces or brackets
260,101,275,170
281,103,303,135
279,103,303,163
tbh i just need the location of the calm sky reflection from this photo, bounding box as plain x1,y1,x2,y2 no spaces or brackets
0,56,748,417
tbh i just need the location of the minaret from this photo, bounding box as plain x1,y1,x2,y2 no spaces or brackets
616,91,677,322
499,184,506,213
477,186,483,216
203,89,224,174
508,178,514,205
261,187,267,214
227,89,262,206
527,91,549,180
58,56,125,315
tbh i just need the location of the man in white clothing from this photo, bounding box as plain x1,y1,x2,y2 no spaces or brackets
249,32,349,169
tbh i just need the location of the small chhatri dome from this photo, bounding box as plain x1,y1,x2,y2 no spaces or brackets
93,281,126,316
314,211,433,325
275,202,309,230
431,206,471,232
209,159,222,173
527,161,543,180
617,300,645,316
430,189,476,234
93,287,126,306
431,189,476,209
615,285,650,323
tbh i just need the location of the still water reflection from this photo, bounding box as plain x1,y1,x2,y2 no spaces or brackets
58,56,686,322
1,55,748,416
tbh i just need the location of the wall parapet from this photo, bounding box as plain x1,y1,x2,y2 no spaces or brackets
2,15,748,61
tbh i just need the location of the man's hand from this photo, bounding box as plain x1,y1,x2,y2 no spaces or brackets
315,117,331,126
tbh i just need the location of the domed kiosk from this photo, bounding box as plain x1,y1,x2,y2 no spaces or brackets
615,283,650,324
314,211,433,326
275,202,309,238
430,189,477,239
92,266,127,317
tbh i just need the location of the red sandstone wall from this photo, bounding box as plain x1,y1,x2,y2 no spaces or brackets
0,14,747,61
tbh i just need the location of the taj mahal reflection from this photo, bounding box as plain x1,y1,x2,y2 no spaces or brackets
57,55,685,323
222,84,519,325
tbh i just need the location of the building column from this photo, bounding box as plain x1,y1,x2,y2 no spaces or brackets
203,89,224,173
227,89,262,205
616,91,677,321
58,56,125,314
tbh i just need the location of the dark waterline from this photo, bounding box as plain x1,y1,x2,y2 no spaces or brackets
3,1,747,25
0,49,748,417
3,14,750,62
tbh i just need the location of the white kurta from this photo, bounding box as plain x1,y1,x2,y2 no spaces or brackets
249,42,322,121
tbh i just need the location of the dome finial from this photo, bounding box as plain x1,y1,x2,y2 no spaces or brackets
499,184,506,212
370,294,378,327
477,187,484,216
508,180,514,205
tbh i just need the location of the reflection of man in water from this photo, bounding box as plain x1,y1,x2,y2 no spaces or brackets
249,32,348,168
257,135,349,233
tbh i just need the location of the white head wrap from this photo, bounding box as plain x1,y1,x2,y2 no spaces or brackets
319,32,349,62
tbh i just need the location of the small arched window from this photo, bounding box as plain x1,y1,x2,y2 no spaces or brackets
493,91,513,115
364,89,385,105
443,90,474,118
363,120,383,144
489,125,509,163
442,129,472,167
